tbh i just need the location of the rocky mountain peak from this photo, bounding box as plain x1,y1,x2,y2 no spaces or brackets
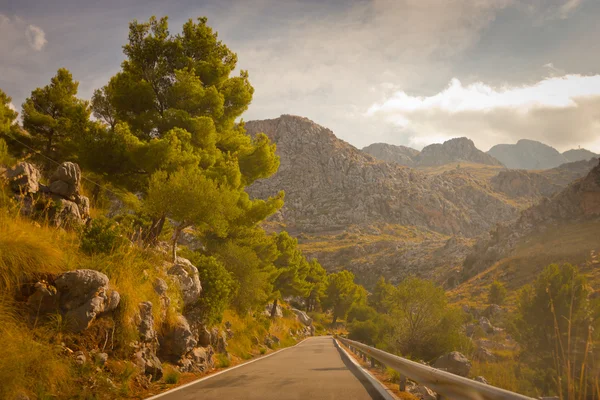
361,143,420,166
415,137,503,167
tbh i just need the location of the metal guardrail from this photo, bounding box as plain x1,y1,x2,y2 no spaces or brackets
336,336,536,400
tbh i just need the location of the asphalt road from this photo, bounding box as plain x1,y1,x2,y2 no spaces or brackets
151,336,386,400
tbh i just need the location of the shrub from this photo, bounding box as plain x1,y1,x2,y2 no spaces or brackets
163,365,180,384
215,353,231,368
80,216,125,255
348,320,379,345
488,280,507,305
347,303,377,323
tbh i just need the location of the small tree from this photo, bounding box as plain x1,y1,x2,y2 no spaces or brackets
488,280,507,305
370,276,395,313
0,89,18,134
323,270,365,324
22,68,90,163
145,167,238,261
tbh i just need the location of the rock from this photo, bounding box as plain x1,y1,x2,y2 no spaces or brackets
94,352,109,366
180,346,214,373
198,327,212,347
49,162,81,198
153,278,168,296
464,323,476,337
433,352,472,377
483,304,504,319
479,317,494,334
474,347,496,362
134,350,163,381
211,328,228,354
264,303,283,318
137,301,156,342
225,328,234,339
75,351,86,365
74,194,90,219
474,376,489,384
159,315,197,361
407,384,437,400
7,162,40,194
291,308,313,326
168,257,202,306
26,281,58,314
264,336,274,349
51,198,85,228
54,269,120,332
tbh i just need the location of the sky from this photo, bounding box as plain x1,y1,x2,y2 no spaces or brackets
1,0,600,152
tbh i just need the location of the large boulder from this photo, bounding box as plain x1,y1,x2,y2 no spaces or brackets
178,346,215,373
433,351,472,377
291,308,313,326
51,197,85,228
7,162,40,194
136,301,156,342
54,269,120,332
159,316,197,361
168,258,202,306
49,162,81,198
264,303,282,318
133,349,163,381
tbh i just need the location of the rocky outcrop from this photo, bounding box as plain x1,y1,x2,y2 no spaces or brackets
562,149,598,163
133,301,163,381
491,170,559,198
49,162,81,199
433,351,471,377
159,315,197,361
168,257,202,306
361,143,419,166
291,308,313,326
7,162,40,194
54,269,120,332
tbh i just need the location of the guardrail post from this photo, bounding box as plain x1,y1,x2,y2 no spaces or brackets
399,375,406,391
370,356,375,368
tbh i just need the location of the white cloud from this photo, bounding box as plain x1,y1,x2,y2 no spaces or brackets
367,75,600,151
25,24,47,51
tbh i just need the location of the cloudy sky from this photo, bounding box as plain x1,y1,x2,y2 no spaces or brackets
1,0,599,152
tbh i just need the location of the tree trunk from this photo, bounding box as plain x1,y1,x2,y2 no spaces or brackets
145,214,166,245
332,314,338,325
270,298,279,318
172,223,184,263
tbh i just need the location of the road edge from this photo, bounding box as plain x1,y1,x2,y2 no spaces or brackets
334,338,399,400
145,336,312,399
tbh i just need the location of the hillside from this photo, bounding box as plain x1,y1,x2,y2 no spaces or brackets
461,159,600,282
361,143,419,166
563,148,599,163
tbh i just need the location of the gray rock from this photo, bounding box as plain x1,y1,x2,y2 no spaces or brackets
74,194,90,219
211,328,228,353
291,308,313,326
94,352,109,366
54,269,119,332
51,198,85,228
474,376,489,384
137,301,156,342
49,162,81,198
407,384,437,400
153,278,168,296
26,281,58,314
264,303,282,318
433,351,472,377
159,316,197,361
134,349,163,381
198,327,212,347
168,257,202,306
75,351,86,365
7,162,40,194
474,347,496,362
479,317,494,334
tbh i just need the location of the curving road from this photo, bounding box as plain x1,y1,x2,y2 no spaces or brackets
149,336,386,400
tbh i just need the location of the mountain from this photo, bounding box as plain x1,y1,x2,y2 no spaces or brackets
361,143,419,166
246,115,518,237
362,137,503,167
563,148,599,163
245,115,520,285
487,139,568,170
415,137,503,167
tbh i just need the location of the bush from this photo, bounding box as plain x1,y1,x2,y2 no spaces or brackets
488,280,507,305
180,250,237,325
0,138,13,166
347,303,377,323
80,216,125,255
348,320,379,345
163,365,180,384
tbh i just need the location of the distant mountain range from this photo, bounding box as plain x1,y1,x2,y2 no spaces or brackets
363,138,598,170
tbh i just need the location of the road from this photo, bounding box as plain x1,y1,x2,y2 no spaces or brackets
151,336,386,400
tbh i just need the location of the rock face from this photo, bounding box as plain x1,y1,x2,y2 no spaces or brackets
415,137,503,167
159,315,197,361
49,162,81,199
291,308,313,326
433,352,472,377
54,269,120,332
361,143,419,166
168,257,202,306
487,139,568,170
7,162,40,194
246,115,518,237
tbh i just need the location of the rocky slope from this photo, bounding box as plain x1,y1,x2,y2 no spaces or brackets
246,115,518,238
563,148,599,163
361,143,419,166
463,159,600,279
363,137,503,168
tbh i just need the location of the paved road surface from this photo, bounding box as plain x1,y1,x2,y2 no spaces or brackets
152,336,385,400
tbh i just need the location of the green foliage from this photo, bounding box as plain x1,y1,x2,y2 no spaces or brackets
0,88,18,135
348,320,379,345
323,270,366,324
163,365,180,384
488,280,507,305
215,353,231,368
304,259,327,312
22,68,90,164
370,276,394,313
180,250,236,325
386,277,466,361
346,303,377,323
0,138,12,166
80,216,125,255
